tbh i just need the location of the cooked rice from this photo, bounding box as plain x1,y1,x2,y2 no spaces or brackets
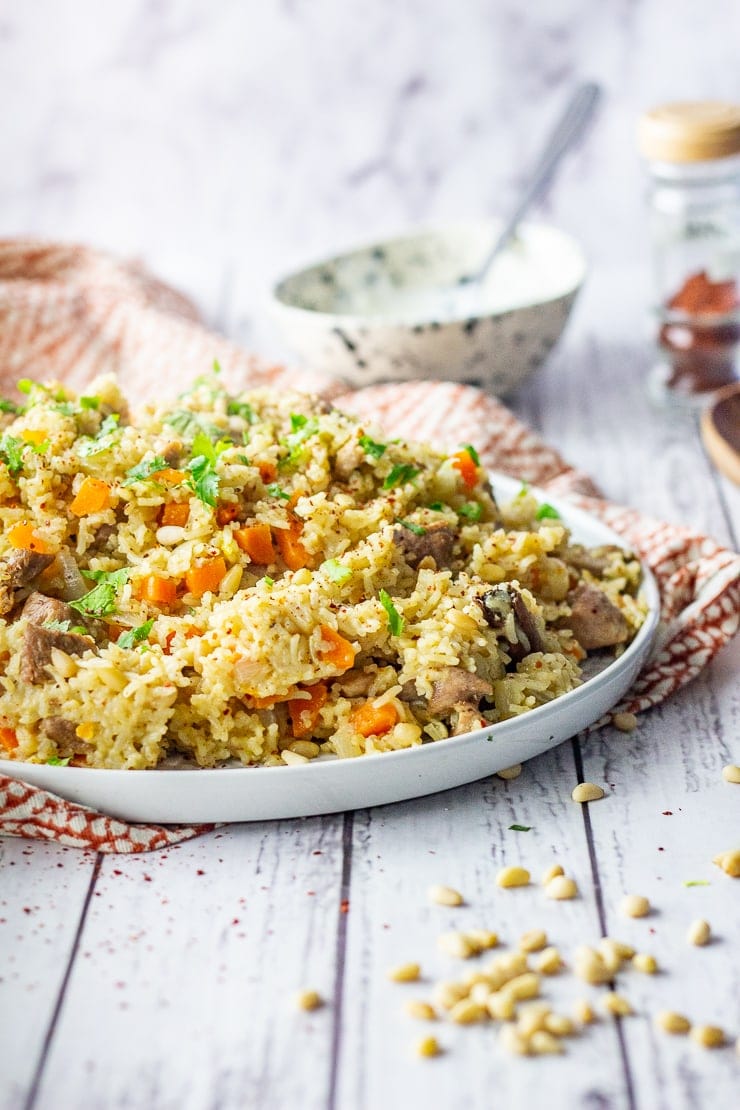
0,373,645,769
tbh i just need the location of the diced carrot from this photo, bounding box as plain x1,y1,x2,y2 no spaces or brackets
275,520,312,571
216,503,241,527
134,574,179,606
185,556,227,597
21,429,47,446
7,521,51,554
248,690,297,709
351,700,399,737
0,726,18,752
160,502,190,527
288,682,328,738
106,621,127,642
451,449,479,490
235,523,276,564
258,460,277,483
317,625,356,672
70,476,112,516
156,468,186,485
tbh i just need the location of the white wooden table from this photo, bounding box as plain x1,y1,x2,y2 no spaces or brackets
1,3,739,1108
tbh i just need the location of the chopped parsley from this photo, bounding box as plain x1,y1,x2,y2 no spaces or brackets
80,395,100,410
117,619,155,649
428,501,447,512
383,464,419,490
0,399,20,414
458,502,482,521
379,589,404,636
535,503,561,521
396,518,426,536
47,756,71,766
460,443,480,466
508,824,532,832
0,433,25,475
123,455,168,486
164,409,223,441
43,619,87,635
359,435,387,460
186,432,230,507
283,414,319,464
683,880,710,887
77,413,121,457
70,568,130,618
227,399,256,424
516,481,530,499
321,559,352,584
262,576,274,587
266,483,290,500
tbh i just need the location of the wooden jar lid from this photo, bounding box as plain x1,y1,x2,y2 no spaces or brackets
639,101,740,163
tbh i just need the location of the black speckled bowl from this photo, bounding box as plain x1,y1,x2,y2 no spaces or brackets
271,220,586,394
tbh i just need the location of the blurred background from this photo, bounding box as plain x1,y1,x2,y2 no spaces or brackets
1,0,739,356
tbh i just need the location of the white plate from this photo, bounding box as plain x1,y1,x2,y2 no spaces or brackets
0,476,660,823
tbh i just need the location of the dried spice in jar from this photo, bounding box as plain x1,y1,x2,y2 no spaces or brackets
638,102,740,404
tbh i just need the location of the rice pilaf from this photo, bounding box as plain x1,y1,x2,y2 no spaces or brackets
0,373,645,769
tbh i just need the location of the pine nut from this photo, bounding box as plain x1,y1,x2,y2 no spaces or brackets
601,937,635,960
597,939,625,975
404,1000,436,1021
388,962,421,983
294,989,323,1011
438,931,476,959
288,740,320,759
469,982,493,1006
574,947,611,985
282,750,308,766
415,1034,441,1058
519,929,548,953
687,918,711,946
655,1011,691,1035
535,947,563,975
497,764,522,780
541,863,564,885
428,883,464,906
613,711,638,732
713,849,740,877
49,648,78,678
465,928,499,950
219,563,244,596
602,992,633,1017
632,953,658,974
499,1025,531,1055
571,782,605,803
504,972,541,1001
449,998,485,1024
530,1030,565,1055
620,893,650,918
689,1024,725,1048
433,981,468,1010
517,1002,551,1036
573,999,597,1025
545,875,578,900
544,1013,575,1037
486,990,516,1021
722,763,740,784
496,865,530,889
490,952,529,981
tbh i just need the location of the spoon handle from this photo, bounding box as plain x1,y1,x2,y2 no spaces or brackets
468,81,601,285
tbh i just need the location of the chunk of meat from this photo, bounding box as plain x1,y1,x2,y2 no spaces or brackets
40,716,78,745
564,544,627,577
21,623,96,684
428,667,492,715
336,669,375,697
22,591,79,628
393,523,456,570
334,438,366,480
478,584,544,661
565,583,629,651
399,680,428,709
0,550,54,614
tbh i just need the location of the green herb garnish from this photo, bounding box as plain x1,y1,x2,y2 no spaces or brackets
0,399,20,414
80,395,100,410
164,409,222,441
321,559,352,584
266,483,290,500
516,481,530,499
47,756,71,766
284,414,319,463
186,432,230,507
227,400,256,424
683,880,710,887
428,501,447,512
396,518,426,536
458,502,482,521
535,503,561,521
461,443,480,466
123,455,168,486
383,464,419,490
70,568,130,618
43,619,87,635
379,589,404,636
263,576,274,587
358,435,387,460
0,433,25,475
77,413,121,457
508,824,532,832
117,619,155,650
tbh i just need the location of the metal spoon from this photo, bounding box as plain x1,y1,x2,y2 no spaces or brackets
460,81,602,288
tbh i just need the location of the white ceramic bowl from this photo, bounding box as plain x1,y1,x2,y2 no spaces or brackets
271,220,586,394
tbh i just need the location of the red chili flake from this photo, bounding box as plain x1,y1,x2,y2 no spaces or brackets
340,899,350,914
658,847,665,851
196,870,205,876
662,811,673,816
312,850,323,855
232,918,240,925
306,890,316,896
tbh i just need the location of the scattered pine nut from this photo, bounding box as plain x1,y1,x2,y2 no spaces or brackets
655,1011,691,1035
465,928,499,950
530,1030,565,1055
598,938,625,974
517,1001,551,1036
535,946,563,975
574,947,611,985
613,711,638,732
602,992,633,1017
573,999,597,1025
545,875,578,900
428,883,464,906
496,865,530,889
499,1025,531,1055
433,981,469,1010
519,929,548,953
486,990,517,1021
541,863,564,885
490,951,528,982
294,989,323,1011
449,998,485,1024
415,1034,441,1058
504,972,541,1001
404,1000,437,1021
620,893,650,918
632,953,658,974
497,764,522,780
388,962,421,983
282,749,309,766
721,763,740,784
687,918,711,946
544,1013,575,1037
713,849,740,877
690,1024,725,1049
469,981,493,1005
438,931,476,959
571,782,605,803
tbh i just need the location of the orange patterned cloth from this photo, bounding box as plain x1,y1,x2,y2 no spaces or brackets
0,240,738,853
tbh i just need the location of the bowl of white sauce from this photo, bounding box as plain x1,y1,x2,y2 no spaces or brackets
270,220,586,394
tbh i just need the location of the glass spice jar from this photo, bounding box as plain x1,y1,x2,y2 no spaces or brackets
638,101,740,405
